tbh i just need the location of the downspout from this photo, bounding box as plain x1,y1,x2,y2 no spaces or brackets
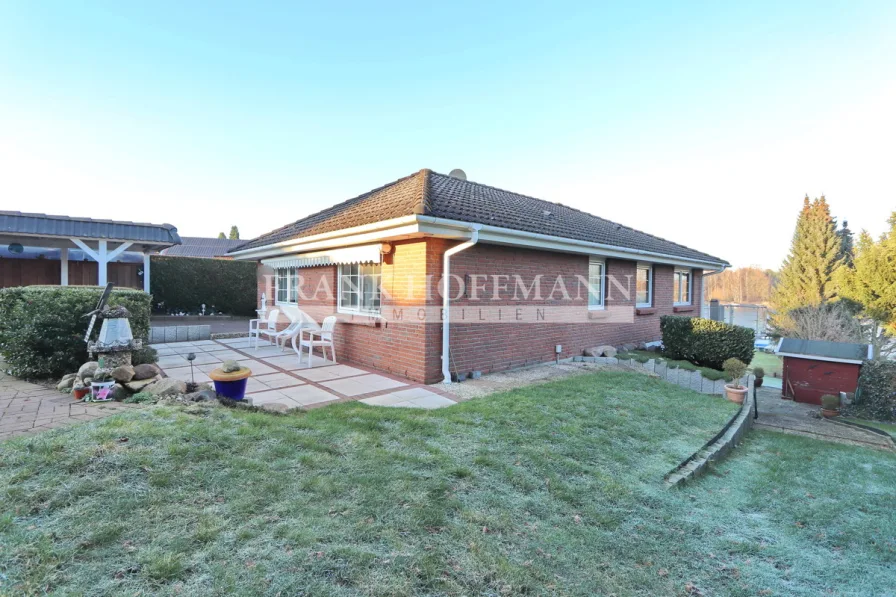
442,224,482,383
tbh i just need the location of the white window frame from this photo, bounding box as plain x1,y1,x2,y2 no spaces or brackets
636,262,652,308
673,267,692,306
274,267,299,306
337,263,382,315
587,257,605,310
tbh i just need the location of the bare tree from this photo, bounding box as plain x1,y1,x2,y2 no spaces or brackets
775,303,862,343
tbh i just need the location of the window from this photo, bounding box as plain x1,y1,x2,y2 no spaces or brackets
588,258,605,309
636,263,652,307
275,267,299,305
674,268,692,305
338,263,382,314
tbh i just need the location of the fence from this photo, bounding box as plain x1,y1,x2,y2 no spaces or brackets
702,300,769,336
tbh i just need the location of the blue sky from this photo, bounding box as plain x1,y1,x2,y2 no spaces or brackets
1,1,894,269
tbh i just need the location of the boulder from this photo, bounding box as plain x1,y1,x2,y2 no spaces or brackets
132,363,162,381
125,375,162,392
92,368,113,383
78,361,98,381
146,378,188,397
109,383,130,401
57,373,78,392
186,388,218,402
221,360,242,373
110,365,135,383
585,345,617,358
72,379,85,391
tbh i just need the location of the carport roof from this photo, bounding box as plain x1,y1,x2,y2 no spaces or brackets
0,211,181,246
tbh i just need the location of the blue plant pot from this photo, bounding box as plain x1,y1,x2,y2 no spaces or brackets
213,378,249,401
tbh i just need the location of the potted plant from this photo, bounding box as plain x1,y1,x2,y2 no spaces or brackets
722,358,748,404
90,369,115,402
820,394,841,418
208,360,252,401
752,366,765,388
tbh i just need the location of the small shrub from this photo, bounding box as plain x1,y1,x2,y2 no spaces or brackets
661,316,754,370
124,392,156,404
821,394,841,410
752,367,765,378
722,358,748,385
845,360,896,422
132,346,158,365
0,286,151,379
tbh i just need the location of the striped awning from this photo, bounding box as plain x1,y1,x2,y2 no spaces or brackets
261,244,382,269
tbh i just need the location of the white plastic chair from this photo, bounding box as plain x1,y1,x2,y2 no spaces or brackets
298,316,337,367
249,309,280,349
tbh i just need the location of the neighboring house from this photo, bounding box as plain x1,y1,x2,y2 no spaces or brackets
159,236,245,259
230,169,729,384
775,338,872,405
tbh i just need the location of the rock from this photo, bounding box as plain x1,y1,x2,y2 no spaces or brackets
110,365,135,383
621,343,638,352
186,389,218,402
78,361,98,381
586,345,617,358
82,377,93,385
260,402,289,413
146,378,188,397
57,373,78,391
92,368,113,383
133,363,162,381
109,383,130,401
125,375,162,392
221,360,242,373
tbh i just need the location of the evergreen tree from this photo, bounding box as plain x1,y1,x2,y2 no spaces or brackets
217,232,226,239
836,213,896,358
229,226,240,240
836,219,855,267
771,196,843,325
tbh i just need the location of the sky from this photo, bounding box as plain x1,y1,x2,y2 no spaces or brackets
1,1,894,270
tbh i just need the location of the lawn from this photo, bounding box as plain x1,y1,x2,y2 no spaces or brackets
1,370,894,596
843,418,896,440
750,350,783,377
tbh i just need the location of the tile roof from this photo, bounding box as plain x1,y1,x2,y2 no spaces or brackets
232,170,727,265
160,237,246,258
0,211,181,246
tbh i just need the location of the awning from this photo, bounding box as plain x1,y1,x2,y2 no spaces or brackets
261,244,382,269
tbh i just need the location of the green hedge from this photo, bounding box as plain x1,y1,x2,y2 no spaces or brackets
848,360,896,422
660,315,754,370
0,286,151,379
150,256,257,316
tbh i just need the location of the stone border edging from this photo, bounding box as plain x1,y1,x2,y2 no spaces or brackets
663,390,755,488
826,418,896,450
572,355,747,396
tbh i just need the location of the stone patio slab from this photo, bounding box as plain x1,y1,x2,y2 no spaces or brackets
293,365,368,382
320,374,406,397
254,372,306,390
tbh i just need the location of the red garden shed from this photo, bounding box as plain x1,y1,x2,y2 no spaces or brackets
775,338,873,405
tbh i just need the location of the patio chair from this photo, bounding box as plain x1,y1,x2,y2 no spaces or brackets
249,308,280,349
298,315,337,367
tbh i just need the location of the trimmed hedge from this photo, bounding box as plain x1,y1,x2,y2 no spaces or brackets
661,315,754,370
0,286,151,379
150,256,257,316
847,360,896,422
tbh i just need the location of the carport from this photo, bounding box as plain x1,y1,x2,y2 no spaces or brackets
0,211,181,291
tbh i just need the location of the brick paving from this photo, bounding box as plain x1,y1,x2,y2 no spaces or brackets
0,361,137,441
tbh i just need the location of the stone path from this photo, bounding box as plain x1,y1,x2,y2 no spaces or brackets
154,337,458,411
754,387,893,450
0,361,136,441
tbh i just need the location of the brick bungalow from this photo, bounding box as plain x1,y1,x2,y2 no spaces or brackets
230,169,729,384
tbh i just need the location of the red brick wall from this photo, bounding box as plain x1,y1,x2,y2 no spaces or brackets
254,239,704,384
431,242,703,382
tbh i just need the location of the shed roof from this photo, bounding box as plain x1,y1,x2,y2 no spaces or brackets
0,211,181,246
775,338,872,364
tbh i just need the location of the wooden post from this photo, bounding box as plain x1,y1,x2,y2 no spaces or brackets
60,247,69,286
143,253,151,293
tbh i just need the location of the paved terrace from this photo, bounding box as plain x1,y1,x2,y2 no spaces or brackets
156,337,458,411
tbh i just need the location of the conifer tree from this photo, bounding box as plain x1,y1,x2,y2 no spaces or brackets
229,226,240,240
217,232,226,239
771,196,843,325
837,219,855,267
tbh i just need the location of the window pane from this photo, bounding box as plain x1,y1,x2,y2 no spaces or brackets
588,261,603,307
674,273,681,303
637,266,650,305
340,263,380,313
289,268,298,303
277,269,287,303
681,272,690,303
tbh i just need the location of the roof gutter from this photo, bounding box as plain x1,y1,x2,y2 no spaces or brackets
442,224,482,384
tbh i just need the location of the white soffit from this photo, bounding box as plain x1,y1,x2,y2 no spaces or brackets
261,244,382,269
